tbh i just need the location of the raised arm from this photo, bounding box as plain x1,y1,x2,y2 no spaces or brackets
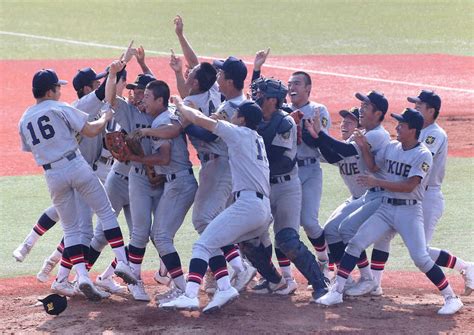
169,50,188,98
174,15,199,69
135,46,155,76
252,48,270,81
172,95,217,132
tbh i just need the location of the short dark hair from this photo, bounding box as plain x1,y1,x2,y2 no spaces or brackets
224,72,244,90
76,82,93,99
146,80,170,107
427,103,440,120
292,71,312,86
33,85,58,99
195,62,217,92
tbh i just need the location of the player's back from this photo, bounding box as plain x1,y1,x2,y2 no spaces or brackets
19,100,84,165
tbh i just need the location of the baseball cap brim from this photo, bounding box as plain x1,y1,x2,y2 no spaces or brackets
125,83,138,89
390,113,406,123
355,92,370,103
95,71,107,80
212,59,225,69
407,96,421,103
339,110,358,121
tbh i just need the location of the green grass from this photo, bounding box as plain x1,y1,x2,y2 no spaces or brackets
1,0,473,59
1,158,473,279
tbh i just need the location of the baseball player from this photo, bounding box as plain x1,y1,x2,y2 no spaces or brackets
366,90,474,296
161,99,272,313
127,80,198,304
252,56,331,270
304,91,392,296
316,108,464,315
107,65,164,301
19,69,136,300
246,77,328,299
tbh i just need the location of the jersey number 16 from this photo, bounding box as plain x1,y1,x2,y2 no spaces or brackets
27,115,56,145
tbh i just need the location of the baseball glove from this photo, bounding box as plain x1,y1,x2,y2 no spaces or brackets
125,136,166,188
105,131,131,162
289,110,304,145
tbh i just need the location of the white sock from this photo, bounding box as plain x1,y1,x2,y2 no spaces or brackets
453,258,468,272
316,249,329,263
359,266,373,280
25,231,41,247
228,256,244,273
100,262,116,279
280,265,293,280
216,275,231,291
335,276,347,293
159,258,168,275
371,269,384,286
185,281,200,298
49,249,62,263
112,246,127,263
73,262,88,278
173,275,186,291
440,284,455,298
56,265,71,282
130,263,142,279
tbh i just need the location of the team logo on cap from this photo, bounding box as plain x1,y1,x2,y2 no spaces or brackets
425,136,435,145
421,162,430,172
321,117,328,128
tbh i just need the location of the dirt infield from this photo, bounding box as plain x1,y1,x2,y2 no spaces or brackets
1,271,473,334
1,54,472,176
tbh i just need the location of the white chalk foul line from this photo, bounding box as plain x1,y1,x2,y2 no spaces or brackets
1,30,473,94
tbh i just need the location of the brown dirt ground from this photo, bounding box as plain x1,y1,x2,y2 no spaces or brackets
1,271,473,334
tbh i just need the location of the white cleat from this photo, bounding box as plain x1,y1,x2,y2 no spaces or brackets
51,279,75,297
252,277,287,294
13,242,32,262
77,276,104,301
160,294,199,311
76,281,110,299
461,262,474,296
156,286,183,305
316,286,343,306
274,277,298,295
128,280,150,302
154,270,171,286
95,276,127,294
342,275,357,292
231,262,257,292
438,296,463,315
37,258,58,283
345,278,377,296
202,271,217,294
114,261,138,285
203,287,239,314
370,285,384,296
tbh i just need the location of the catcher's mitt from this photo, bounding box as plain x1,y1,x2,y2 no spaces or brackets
289,110,304,145
105,131,131,162
125,135,165,188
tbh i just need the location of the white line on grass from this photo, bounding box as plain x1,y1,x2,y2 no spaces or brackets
1,30,473,94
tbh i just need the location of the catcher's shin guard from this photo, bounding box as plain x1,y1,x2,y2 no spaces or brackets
276,228,327,290
239,241,281,284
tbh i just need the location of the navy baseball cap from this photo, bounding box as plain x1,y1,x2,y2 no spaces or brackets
339,107,360,122
391,108,424,131
355,91,389,113
213,56,248,82
38,294,67,316
32,69,68,90
407,90,441,111
237,100,263,125
126,74,156,90
72,67,107,91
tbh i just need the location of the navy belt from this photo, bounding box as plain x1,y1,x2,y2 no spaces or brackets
98,156,114,165
114,171,129,181
270,175,291,184
297,158,317,167
198,153,219,163
369,187,385,192
42,152,77,171
165,168,194,182
383,198,417,206
134,167,147,175
235,191,264,200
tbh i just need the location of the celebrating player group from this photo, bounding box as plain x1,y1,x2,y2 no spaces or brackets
14,15,473,316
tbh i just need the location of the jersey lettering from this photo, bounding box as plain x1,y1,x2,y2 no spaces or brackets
387,159,411,177
26,115,56,145
135,123,151,129
339,162,360,176
256,139,264,161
